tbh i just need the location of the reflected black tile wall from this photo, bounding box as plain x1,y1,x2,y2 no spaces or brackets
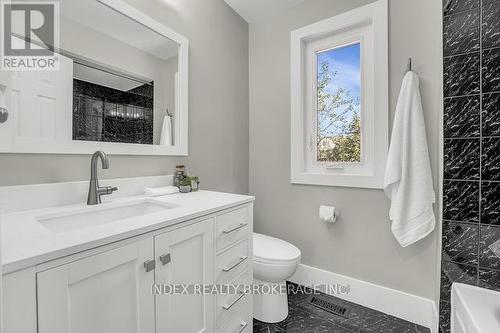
440,262,478,300
441,0,500,331
479,225,500,270
479,269,500,291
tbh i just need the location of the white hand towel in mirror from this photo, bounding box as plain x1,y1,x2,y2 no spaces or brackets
384,71,436,247
160,115,172,146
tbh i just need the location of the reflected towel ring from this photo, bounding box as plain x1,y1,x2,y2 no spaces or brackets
166,108,173,117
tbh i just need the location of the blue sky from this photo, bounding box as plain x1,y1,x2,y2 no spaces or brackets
317,42,361,100
317,43,361,136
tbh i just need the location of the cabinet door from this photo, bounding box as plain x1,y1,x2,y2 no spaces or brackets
155,219,215,333
37,239,155,333
2,268,37,333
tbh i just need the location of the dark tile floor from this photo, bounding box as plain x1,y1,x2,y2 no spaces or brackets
253,282,430,333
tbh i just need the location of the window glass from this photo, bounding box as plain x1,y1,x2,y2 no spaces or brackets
316,43,361,163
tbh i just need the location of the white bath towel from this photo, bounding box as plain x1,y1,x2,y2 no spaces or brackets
384,71,436,247
144,186,179,197
160,115,172,146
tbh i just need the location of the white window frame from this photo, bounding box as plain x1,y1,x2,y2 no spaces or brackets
291,0,388,189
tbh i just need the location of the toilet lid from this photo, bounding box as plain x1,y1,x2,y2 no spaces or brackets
253,233,301,264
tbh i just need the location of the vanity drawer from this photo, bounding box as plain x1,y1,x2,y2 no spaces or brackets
216,207,249,251
216,272,251,329
216,239,249,284
219,316,251,333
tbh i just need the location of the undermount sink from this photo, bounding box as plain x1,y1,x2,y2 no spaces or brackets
37,199,176,233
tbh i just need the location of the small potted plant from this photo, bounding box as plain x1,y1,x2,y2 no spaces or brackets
178,177,192,193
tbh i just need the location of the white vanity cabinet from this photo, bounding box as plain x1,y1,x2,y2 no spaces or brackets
37,238,156,333
1,202,253,333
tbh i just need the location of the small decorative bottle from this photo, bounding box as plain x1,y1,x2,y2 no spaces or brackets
174,165,187,187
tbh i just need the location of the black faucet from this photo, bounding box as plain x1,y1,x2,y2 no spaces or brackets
87,151,118,205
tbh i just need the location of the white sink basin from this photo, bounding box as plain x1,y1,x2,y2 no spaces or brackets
37,199,176,233
451,283,500,333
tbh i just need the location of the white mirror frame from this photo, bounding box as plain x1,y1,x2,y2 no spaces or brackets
0,0,189,156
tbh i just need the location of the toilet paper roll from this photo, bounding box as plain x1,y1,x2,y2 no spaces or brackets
319,205,339,223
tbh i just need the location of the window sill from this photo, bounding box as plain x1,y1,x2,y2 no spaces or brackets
291,171,384,189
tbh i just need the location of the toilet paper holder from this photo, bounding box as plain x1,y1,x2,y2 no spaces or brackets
319,205,339,223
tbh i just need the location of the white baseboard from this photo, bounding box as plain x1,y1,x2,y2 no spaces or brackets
289,264,439,332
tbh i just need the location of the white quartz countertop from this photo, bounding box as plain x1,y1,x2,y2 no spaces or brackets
1,190,254,275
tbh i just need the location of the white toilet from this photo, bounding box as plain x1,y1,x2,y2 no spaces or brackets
252,233,301,323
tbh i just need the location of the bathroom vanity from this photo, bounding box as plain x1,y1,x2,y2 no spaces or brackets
0,176,254,333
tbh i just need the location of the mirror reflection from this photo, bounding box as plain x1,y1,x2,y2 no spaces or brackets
12,0,180,146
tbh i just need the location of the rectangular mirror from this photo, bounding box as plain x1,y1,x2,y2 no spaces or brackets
0,0,189,155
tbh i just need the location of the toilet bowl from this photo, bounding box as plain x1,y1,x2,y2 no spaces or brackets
253,233,301,323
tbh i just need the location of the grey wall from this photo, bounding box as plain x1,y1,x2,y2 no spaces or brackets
0,0,249,195
249,0,442,300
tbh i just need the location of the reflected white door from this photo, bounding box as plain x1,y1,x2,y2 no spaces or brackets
0,70,13,151
37,239,155,333
10,54,73,141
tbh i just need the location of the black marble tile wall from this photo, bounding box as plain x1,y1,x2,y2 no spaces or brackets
441,0,500,331
444,53,480,97
482,93,500,135
444,96,480,138
72,79,154,145
444,139,480,180
483,48,500,92
441,221,479,264
442,180,479,222
443,9,480,57
481,181,500,225
443,0,479,16
483,1,500,48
